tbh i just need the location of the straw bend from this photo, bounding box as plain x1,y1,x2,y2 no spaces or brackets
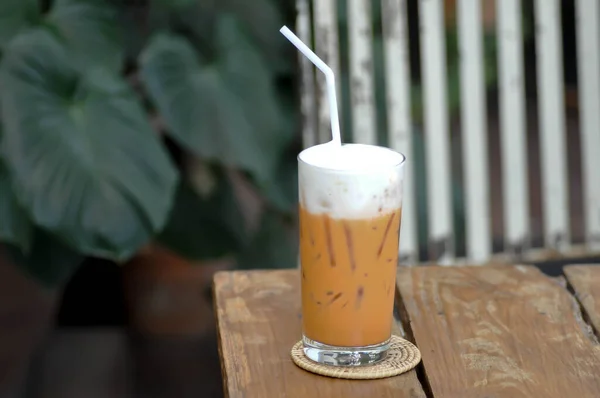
279,26,333,78
279,25,341,146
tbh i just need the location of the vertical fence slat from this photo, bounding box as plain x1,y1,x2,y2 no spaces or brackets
419,0,454,263
534,0,570,250
497,0,530,254
457,0,491,262
576,0,600,249
382,0,417,264
313,0,340,144
297,0,317,149
348,0,377,144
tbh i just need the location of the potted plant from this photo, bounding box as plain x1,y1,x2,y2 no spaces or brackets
0,0,298,390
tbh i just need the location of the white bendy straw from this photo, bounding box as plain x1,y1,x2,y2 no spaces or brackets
280,25,341,147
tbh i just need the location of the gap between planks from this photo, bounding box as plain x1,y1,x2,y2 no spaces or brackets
564,265,600,340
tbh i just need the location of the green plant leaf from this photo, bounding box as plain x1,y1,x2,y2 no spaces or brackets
0,160,32,252
0,29,179,261
147,0,291,74
46,0,123,72
5,228,83,287
140,17,291,182
0,0,39,51
219,0,291,74
255,149,298,213
237,210,298,270
157,172,246,261
151,0,197,10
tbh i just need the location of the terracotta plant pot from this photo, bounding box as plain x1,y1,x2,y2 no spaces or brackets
123,244,232,337
0,246,60,396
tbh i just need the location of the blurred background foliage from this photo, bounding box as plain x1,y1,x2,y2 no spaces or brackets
0,0,300,286
0,0,537,283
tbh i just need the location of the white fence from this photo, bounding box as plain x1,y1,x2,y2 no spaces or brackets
296,0,600,265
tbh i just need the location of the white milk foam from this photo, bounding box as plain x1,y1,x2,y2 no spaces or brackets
298,143,405,219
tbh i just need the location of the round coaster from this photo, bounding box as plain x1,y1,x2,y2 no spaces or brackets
290,335,421,380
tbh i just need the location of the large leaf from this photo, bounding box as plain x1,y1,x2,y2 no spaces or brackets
46,0,123,72
151,0,197,10
5,228,84,287
255,149,298,213
146,0,291,74
222,0,291,73
140,17,291,182
0,29,179,261
146,1,217,58
157,173,246,261
0,159,32,252
0,0,39,52
237,210,298,269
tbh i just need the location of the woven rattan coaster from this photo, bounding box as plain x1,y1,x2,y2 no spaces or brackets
290,335,421,380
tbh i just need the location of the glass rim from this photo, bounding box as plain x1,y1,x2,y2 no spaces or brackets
297,143,406,174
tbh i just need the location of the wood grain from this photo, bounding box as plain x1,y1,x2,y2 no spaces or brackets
213,270,426,398
564,265,600,333
396,265,600,398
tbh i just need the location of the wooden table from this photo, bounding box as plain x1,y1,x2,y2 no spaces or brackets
214,264,600,397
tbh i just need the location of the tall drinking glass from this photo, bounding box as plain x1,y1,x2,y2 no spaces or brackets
298,143,405,366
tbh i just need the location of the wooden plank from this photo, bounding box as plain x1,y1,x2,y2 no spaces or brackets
457,0,492,262
497,0,530,254
534,0,570,250
419,0,454,263
396,265,600,397
296,0,317,149
313,0,341,144
348,0,377,145
214,270,426,398
564,265,600,333
381,0,418,264
575,0,600,249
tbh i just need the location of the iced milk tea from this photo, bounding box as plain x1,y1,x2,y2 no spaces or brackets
298,143,405,366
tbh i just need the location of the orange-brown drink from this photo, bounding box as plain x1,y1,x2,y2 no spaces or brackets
298,143,405,366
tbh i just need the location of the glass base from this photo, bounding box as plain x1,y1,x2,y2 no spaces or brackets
302,335,390,367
